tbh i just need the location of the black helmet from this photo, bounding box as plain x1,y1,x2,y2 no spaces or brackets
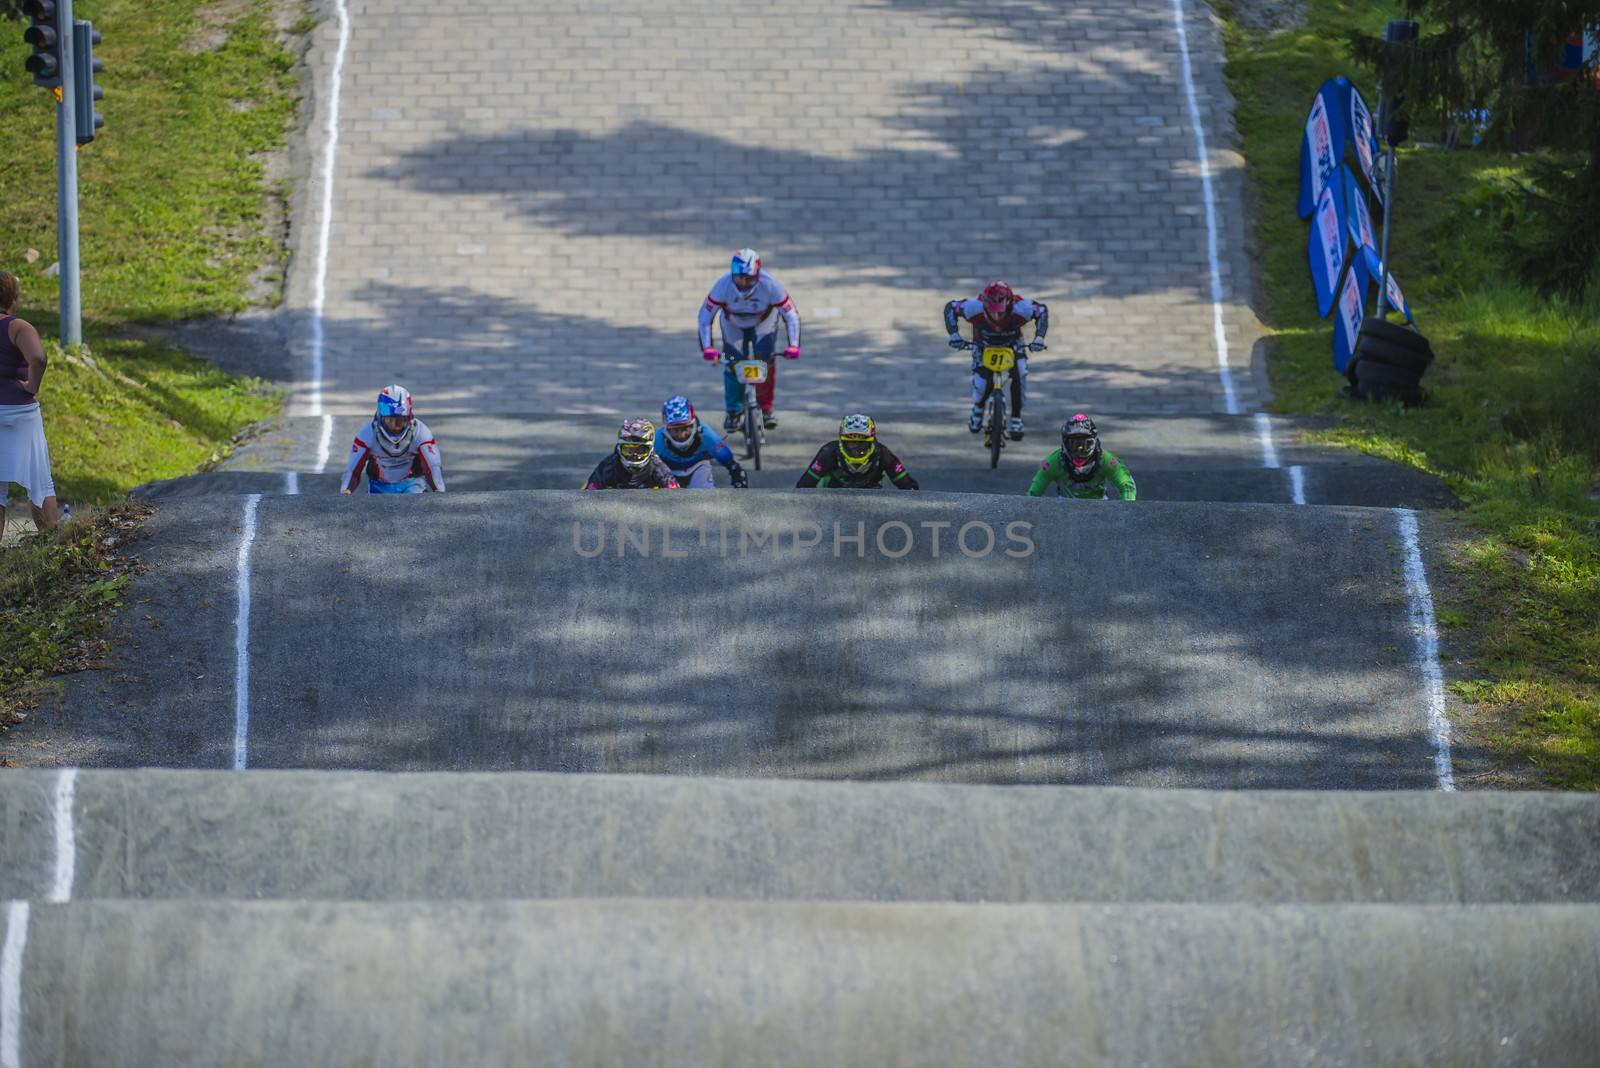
1061,413,1101,481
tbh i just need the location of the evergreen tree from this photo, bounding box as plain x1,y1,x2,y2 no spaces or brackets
1355,2,1600,295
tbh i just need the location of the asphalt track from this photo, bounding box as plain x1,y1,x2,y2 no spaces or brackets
0,0,1592,1060
14,491,1451,785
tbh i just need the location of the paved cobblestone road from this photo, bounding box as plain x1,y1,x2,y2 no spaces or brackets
283,0,1262,431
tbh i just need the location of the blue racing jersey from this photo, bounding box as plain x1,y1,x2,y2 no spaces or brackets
655,421,736,472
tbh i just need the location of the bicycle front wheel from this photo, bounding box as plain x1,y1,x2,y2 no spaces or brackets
988,393,1005,469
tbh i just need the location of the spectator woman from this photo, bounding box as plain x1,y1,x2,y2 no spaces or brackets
0,270,60,540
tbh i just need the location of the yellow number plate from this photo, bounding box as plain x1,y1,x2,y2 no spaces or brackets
981,346,1016,373
735,360,768,383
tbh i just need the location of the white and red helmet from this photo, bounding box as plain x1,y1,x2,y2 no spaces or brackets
731,248,762,293
373,384,415,453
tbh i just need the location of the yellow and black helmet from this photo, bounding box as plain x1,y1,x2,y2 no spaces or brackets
617,417,657,470
838,413,877,472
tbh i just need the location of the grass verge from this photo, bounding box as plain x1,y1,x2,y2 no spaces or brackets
1,0,300,716
0,502,150,737
1219,0,1599,788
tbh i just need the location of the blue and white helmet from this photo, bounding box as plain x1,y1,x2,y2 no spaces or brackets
731,248,761,292
373,384,414,454
660,395,700,452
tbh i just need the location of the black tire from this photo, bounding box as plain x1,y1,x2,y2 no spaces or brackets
1357,317,1431,354
1354,356,1422,389
1352,358,1424,404
988,393,1005,469
745,403,761,471
1354,334,1434,374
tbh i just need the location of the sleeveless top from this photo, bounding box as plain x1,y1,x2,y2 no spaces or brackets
0,316,34,406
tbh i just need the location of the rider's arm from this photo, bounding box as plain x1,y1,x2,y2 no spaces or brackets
582,458,610,491
650,458,681,489
698,293,722,350
1102,450,1136,500
701,425,736,468
942,300,968,337
1025,450,1063,497
880,444,918,489
1028,299,1048,339
796,444,835,488
340,436,369,494
776,290,799,348
414,422,445,492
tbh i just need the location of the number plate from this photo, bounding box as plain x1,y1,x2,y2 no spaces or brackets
735,360,768,383
981,346,1015,372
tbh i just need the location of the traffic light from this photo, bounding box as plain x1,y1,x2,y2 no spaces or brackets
22,0,62,90
73,19,103,144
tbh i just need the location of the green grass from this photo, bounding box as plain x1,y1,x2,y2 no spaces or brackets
0,503,146,729
0,2,299,723
1220,1,1600,788
1,0,300,321
0,0,299,504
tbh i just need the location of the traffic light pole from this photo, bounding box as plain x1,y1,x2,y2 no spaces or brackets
54,0,81,347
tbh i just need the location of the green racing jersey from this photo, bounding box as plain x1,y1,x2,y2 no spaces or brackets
1026,447,1136,499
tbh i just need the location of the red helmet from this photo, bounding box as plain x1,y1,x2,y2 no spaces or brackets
980,281,1015,327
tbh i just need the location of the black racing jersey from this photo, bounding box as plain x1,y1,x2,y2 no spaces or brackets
796,440,917,489
584,453,680,490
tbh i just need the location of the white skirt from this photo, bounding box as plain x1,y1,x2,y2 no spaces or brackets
0,401,56,506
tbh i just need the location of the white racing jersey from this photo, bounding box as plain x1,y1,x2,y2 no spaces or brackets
341,418,445,491
697,272,800,348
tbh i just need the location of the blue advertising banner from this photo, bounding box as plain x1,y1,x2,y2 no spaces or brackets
1348,84,1381,196
1371,262,1416,326
1307,171,1349,318
1345,164,1380,269
1333,253,1367,374
1298,79,1348,219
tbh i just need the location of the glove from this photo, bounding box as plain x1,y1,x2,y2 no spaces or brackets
783,346,800,360
900,476,920,490
729,466,749,488
1028,340,1047,352
948,335,966,349
702,347,719,362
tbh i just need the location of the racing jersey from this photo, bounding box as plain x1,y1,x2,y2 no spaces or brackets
584,452,681,490
698,273,801,348
1026,448,1136,500
654,421,737,473
797,441,917,489
341,418,444,491
944,297,1049,347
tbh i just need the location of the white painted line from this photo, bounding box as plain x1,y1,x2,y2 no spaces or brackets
233,494,263,771
1252,412,1280,468
46,770,76,905
1288,464,1307,506
307,0,352,419
283,415,332,494
1171,0,1240,416
1397,509,1455,791
0,901,26,1068
315,413,334,475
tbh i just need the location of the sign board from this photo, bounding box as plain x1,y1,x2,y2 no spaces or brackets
1333,254,1367,374
1349,85,1380,192
1307,173,1349,318
1298,80,1347,219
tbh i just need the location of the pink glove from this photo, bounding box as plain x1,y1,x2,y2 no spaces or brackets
702,347,719,362
783,346,800,360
